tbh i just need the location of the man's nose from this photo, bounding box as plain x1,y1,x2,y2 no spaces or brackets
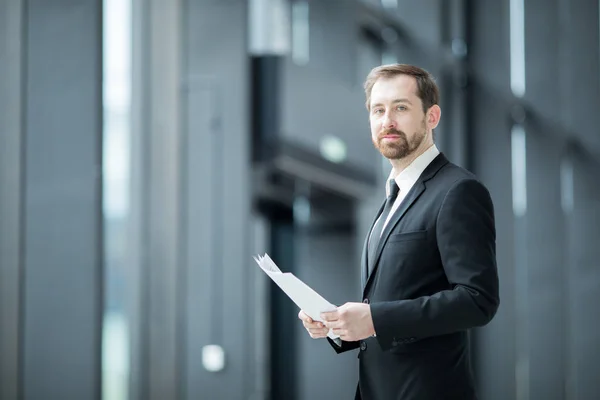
383,112,396,129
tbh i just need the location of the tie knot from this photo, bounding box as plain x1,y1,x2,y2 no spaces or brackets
388,179,399,200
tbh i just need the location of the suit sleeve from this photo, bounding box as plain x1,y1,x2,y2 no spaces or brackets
326,337,360,354
370,178,500,351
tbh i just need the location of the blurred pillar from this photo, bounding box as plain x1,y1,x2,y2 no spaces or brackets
0,0,104,398
440,0,470,169
521,0,568,397
566,149,600,399
469,1,518,399
560,2,600,397
0,0,24,398
249,1,295,399
128,0,182,399
23,0,104,398
522,128,567,400
180,0,253,399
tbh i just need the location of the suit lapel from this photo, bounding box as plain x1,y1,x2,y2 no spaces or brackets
364,182,425,288
362,153,449,295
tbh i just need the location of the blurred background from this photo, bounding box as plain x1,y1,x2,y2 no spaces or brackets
1,0,599,399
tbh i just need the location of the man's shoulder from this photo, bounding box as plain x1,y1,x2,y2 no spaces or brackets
429,160,492,199
433,160,480,187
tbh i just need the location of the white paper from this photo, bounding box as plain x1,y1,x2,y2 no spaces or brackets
253,253,339,340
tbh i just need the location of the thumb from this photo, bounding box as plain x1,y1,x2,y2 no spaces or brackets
298,310,312,323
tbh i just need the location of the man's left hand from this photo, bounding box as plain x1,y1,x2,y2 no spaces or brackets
321,302,375,342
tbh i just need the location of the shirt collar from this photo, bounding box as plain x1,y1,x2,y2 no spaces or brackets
385,144,440,196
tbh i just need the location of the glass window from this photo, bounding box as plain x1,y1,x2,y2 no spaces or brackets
102,0,132,399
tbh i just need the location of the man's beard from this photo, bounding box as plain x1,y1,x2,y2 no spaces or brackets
373,122,427,160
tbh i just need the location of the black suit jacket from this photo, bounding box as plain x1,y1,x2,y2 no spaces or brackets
328,153,499,400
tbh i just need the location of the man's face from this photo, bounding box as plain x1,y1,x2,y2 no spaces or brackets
369,75,429,160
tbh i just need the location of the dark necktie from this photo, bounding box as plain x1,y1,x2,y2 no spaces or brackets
367,179,400,276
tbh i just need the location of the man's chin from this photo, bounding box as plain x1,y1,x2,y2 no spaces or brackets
379,146,408,160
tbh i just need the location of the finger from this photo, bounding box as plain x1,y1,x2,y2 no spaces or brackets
298,310,313,323
303,321,325,330
309,331,328,339
320,311,339,322
308,327,329,335
324,320,342,329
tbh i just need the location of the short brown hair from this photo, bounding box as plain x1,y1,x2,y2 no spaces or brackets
364,64,440,114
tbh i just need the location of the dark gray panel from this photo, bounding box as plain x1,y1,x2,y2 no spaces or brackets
0,1,23,399
22,0,103,399
523,0,561,116
309,0,357,84
357,32,382,86
394,0,443,47
524,131,567,400
470,84,516,400
469,0,511,97
184,1,252,399
567,153,600,400
183,78,222,398
564,0,600,156
469,2,516,399
144,3,183,399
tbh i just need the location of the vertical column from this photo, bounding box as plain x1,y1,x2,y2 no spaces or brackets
181,1,252,399
439,0,469,168
309,0,356,83
566,151,600,400
0,0,23,398
522,0,570,398
523,131,567,400
147,1,182,398
21,0,104,399
562,0,600,152
560,1,600,398
469,1,517,399
129,0,182,399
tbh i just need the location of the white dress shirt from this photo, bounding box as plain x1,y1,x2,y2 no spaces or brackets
379,144,440,234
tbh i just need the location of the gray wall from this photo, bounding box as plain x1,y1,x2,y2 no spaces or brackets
182,1,254,399
128,0,184,398
0,0,103,399
471,1,600,399
0,1,23,398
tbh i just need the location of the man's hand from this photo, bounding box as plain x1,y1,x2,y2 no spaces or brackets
321,302,375,342
298,310,329,339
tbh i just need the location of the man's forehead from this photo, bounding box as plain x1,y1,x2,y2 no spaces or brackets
371,75,418,101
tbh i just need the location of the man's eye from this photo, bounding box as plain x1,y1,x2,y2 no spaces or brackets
397,105,407,111
374,109,384,114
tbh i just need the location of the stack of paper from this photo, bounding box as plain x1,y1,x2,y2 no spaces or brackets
253,253,339,340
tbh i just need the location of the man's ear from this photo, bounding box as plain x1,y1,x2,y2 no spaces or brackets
427,105,441,130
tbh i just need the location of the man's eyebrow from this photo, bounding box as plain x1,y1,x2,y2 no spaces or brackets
371,98,413,108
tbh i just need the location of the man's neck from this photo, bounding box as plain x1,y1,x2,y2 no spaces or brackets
389,142,434,176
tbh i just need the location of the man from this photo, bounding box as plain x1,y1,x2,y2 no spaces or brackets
298,64,499,400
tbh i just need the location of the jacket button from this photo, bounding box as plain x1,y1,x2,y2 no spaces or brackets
362,298,369,304
360,341,367,351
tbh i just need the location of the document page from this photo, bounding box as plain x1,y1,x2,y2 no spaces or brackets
253,253,339,340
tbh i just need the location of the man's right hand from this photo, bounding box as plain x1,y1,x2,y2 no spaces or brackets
298,310,329,339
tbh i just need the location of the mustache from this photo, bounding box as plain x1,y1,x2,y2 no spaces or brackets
379,128,406,139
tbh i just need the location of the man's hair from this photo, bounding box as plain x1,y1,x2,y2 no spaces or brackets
363,64,440,114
